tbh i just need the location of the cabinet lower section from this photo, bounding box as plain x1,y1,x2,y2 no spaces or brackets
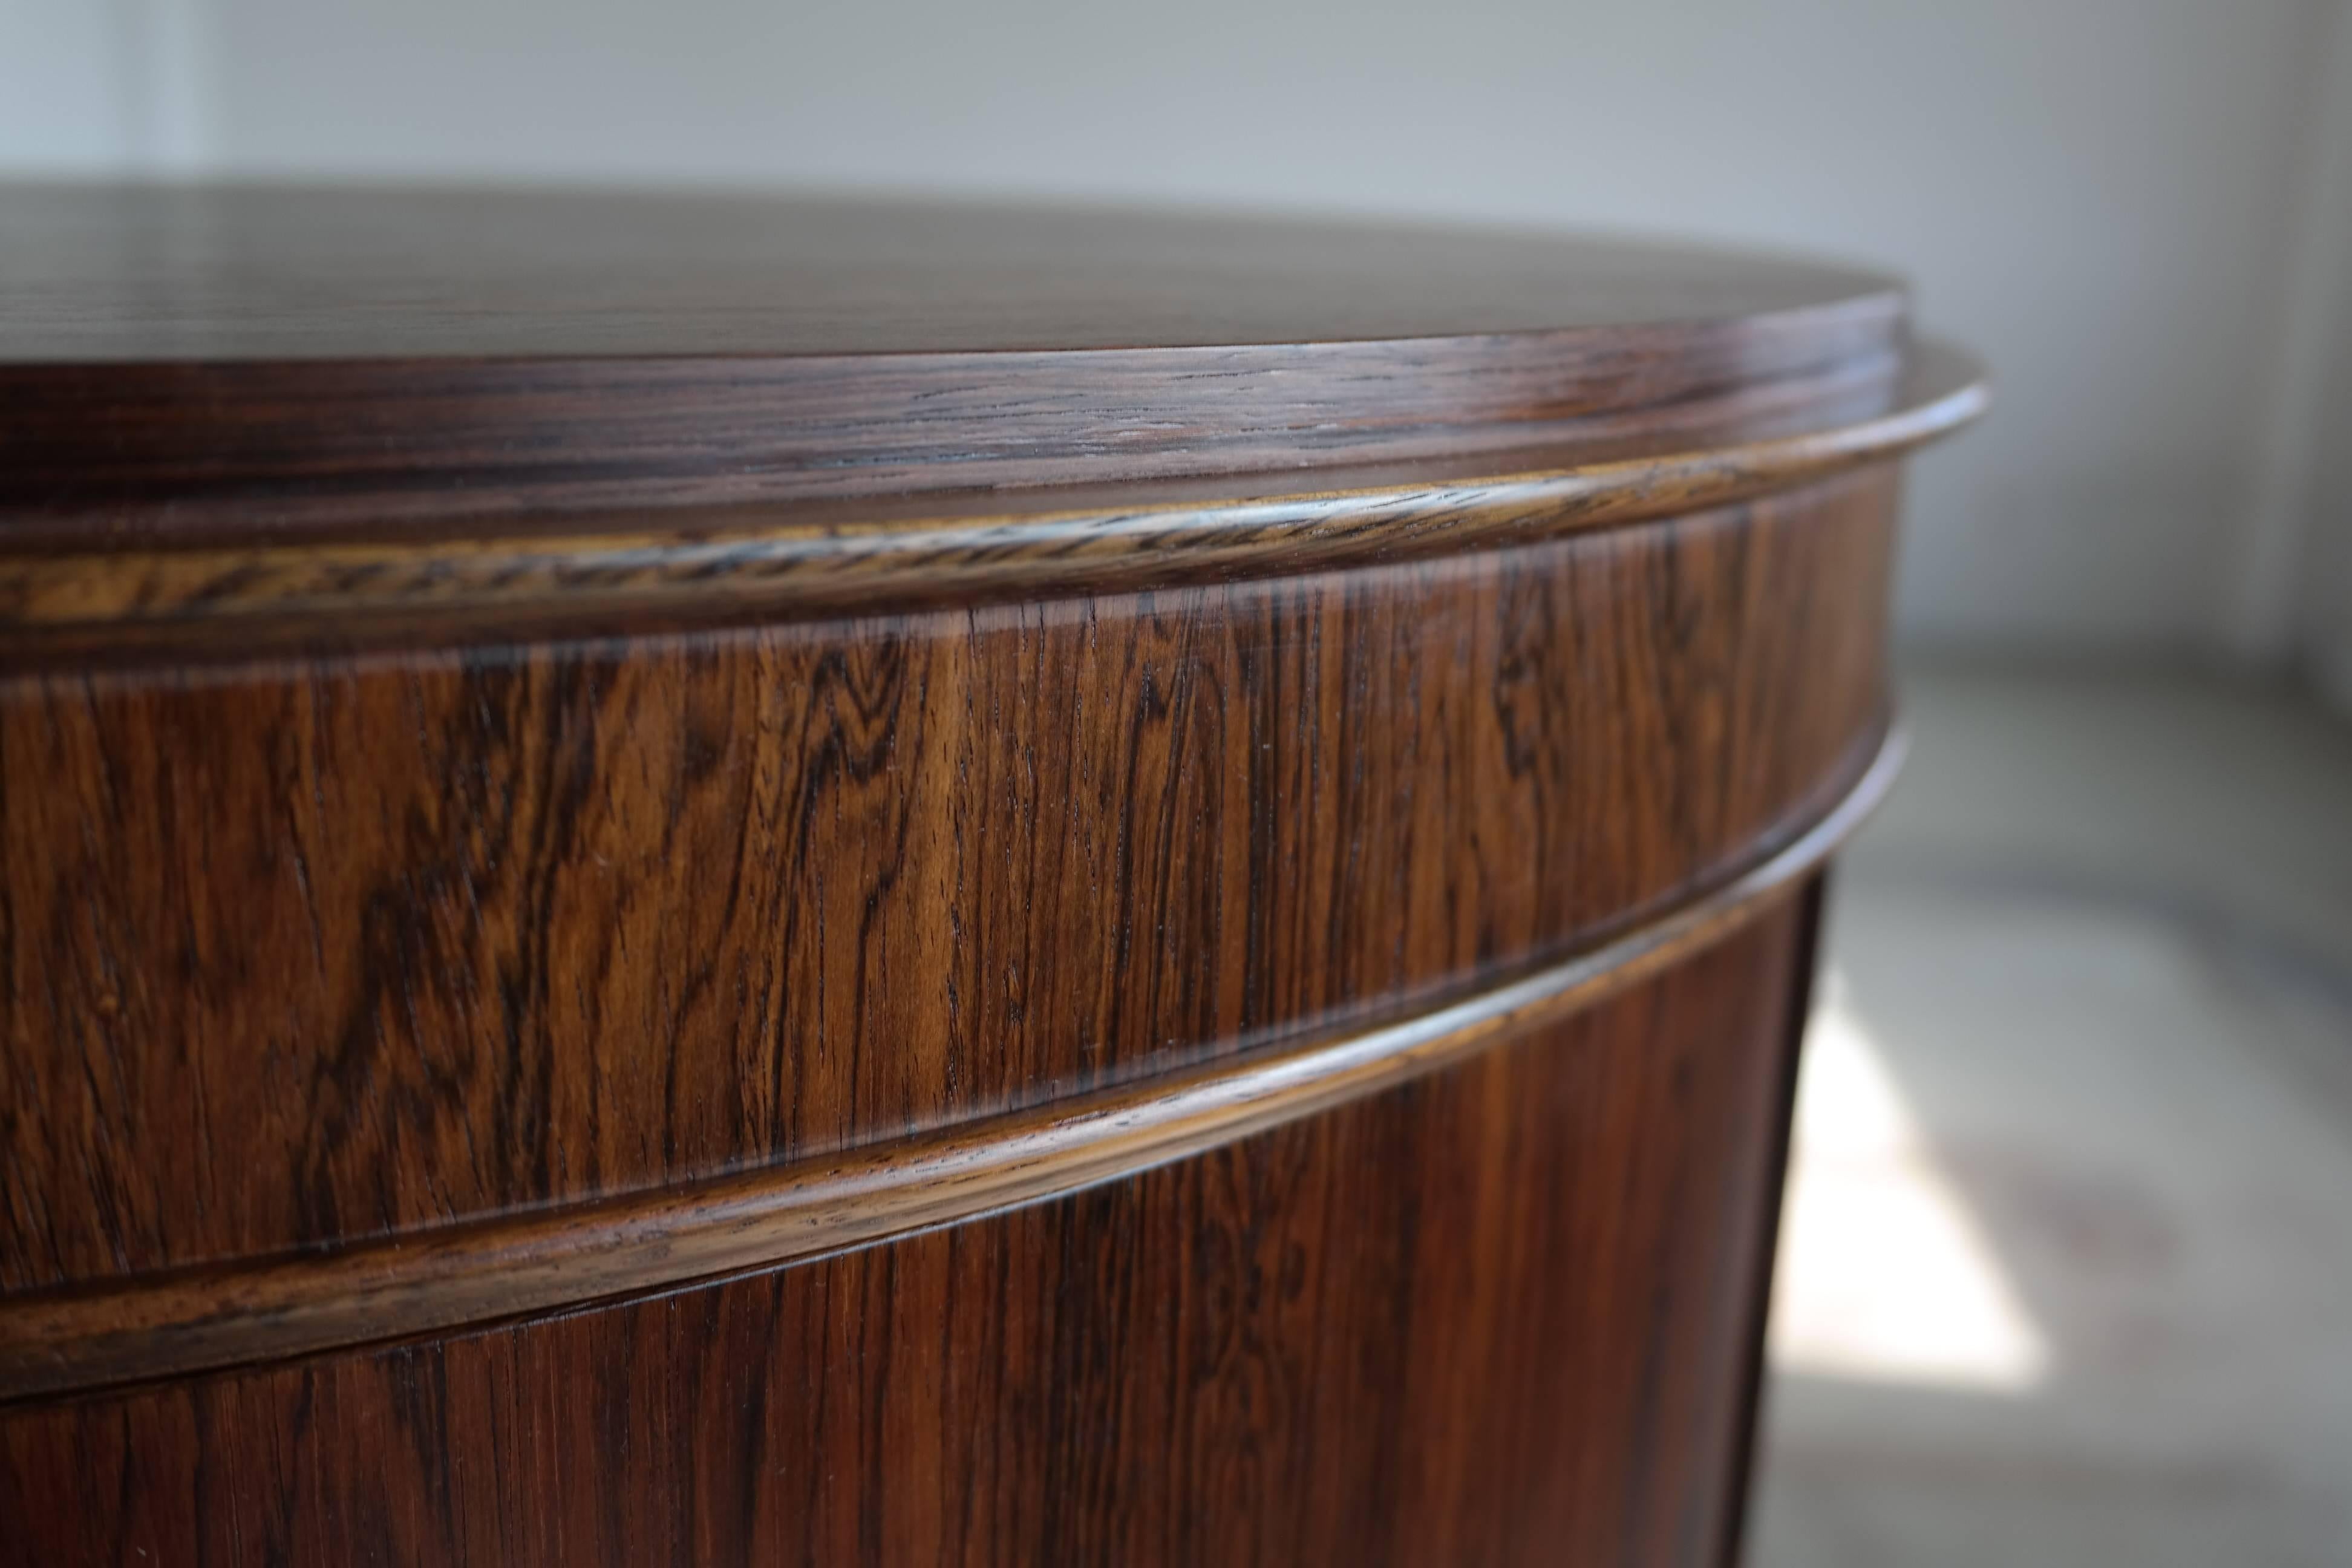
1,897,1815,1567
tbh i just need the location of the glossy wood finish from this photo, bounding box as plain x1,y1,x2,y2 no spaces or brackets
0,471,1898,1304
2,906,1808,1568
0,188,1982,1566
0,188,1906,535
0,730,1898,1403
0,342,1980,660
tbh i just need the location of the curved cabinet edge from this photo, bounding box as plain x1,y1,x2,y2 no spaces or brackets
0,723,1905,1406
0,342,1982,659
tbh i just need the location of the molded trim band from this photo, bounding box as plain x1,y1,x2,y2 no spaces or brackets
0,345,1981,655
0,726,1904,1405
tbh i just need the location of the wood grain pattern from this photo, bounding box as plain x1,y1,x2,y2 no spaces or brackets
0,903,1809,1568
0,341,1980,658
0,729,1893,1403
0,188,1987,1566
0,471,1895,1301
2,187,1901,360
0,187,1905,535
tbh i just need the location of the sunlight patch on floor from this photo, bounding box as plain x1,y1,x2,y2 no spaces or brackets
1768,973,2051,1394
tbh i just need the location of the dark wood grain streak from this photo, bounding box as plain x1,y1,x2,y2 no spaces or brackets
0,186,1904,535
0,342,1980,656
0,190,1987,1567
0,906,1806,1568
0,318,1898,538
0,472,1898,1299
1710,872,1829,1567
0,731,1893,1405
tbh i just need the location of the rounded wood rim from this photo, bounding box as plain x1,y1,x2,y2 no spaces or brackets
0,722,1904,1405
0,342,1983,659
3,188,1915,543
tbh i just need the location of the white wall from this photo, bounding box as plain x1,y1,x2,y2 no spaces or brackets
1,0,209,171
5,0,2346,661
2277,5,2352,715
0,0,139,169
2310,396,2352,713
2299,341,2352,713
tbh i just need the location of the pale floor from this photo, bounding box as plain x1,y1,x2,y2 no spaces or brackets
1751,664,2352,1567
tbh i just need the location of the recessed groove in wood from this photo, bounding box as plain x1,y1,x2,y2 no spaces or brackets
0,343,1979,655
0,723,1900,1407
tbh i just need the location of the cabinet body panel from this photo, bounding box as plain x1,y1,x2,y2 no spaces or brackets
0,188,1985,1566
2,903,1809,1568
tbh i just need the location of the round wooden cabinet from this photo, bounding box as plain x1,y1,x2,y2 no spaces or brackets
0,188,1981,1566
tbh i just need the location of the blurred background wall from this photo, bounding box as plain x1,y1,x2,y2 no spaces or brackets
5,0,2349,699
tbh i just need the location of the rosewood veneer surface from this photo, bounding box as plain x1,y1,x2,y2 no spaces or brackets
0,187,1982,1566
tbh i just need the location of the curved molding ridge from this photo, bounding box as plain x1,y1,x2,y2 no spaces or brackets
0,725,1905,1405
0,344,1982,656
